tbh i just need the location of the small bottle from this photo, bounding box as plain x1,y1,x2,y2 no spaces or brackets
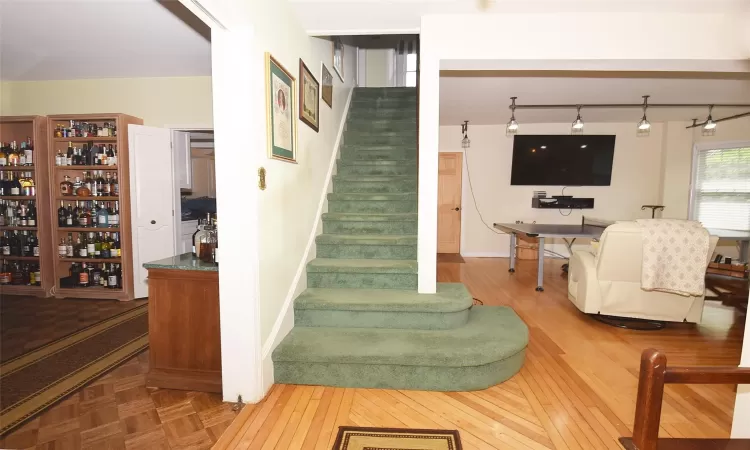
58,237,67,258
66,233,74,257
79,262,89,287
87,232,96,258
60,175,74,196
76,175,91,197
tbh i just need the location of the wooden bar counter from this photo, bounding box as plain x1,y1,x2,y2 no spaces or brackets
143,253,221,393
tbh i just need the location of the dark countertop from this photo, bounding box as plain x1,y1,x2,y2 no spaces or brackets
143,253,218,272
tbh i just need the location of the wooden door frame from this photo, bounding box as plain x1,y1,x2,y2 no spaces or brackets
437,151,463,254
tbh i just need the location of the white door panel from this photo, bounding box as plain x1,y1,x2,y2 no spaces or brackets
128,125,176,299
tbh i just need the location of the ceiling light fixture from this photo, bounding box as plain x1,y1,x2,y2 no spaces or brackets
637,95,651,137
506,97,519,137
571,105,584,135
702,105,716,136
461,120,471,148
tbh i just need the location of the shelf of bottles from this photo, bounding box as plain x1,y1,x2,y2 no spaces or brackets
47,114,142,299
0,126,45,291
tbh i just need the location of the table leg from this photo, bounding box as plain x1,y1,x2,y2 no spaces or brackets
536,237,545,291
508,233,516,273
740,240,749,263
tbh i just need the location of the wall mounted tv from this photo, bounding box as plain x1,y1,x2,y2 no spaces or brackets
510,135,616,186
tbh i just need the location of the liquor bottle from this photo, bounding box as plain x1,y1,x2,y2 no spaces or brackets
86,232,96,258
10,262,23,285
100,264,109,287
109,202,120,228
0,143,7,166
96,204,108,227
0,204,5,226
79,262,90,287
27,203,36,227
76,175,91,197
9,172,21,196
55,149,64,166
60,175,74,196
78,203,91,227
93,232,102,258
0,172,5,195
0,260,10,284
66,143,74,166
28,232,39,257
77,234,87,258
20,172,34,196
20,231,31,256
7,142,20,166
18,142,26,165
102,173,112,196
66,233,74,257
95,171,105,196
107,263,118,289
23,138,33,166
191,219,202,256
33,263,41,286
0,232,9,256
58,200,67,227
18,202,27,227
90,202,98,227
111,173,119,195
91,263,102,286
112,232,121,257
100,232,111,258
10,231,22,256
58,237,67,258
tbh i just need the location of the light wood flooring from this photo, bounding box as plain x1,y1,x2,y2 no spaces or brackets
216,257,747,450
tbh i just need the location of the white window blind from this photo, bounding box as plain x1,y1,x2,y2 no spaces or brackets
690,144,750,231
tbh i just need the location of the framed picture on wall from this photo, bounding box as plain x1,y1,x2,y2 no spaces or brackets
299,59,320,132
321,63,333,108
332,37,344,82
265,53,297,163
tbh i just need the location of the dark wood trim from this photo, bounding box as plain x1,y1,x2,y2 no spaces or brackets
147,367,222,393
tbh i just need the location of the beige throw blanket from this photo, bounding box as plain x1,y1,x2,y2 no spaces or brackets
636,219,710,296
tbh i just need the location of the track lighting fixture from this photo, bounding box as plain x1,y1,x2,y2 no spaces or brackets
461,120,470,149
506,97,519,137
571,106,584,135
702,105,716,136
637,95,651,137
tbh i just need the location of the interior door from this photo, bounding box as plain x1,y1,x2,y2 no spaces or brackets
128,125,176,299
437,152,463,253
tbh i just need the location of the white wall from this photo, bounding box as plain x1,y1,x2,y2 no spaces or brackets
419,11,750,293
364,49,392,87
439,123,665,257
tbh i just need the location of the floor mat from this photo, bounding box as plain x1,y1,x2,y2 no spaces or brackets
332,426,462,450
0,304,148,435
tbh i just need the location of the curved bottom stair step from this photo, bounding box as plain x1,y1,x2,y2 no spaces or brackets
273,305,529,391
294,283,473,330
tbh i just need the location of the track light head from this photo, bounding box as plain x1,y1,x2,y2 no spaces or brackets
506,97,519,137
571,106,584,135
702,105,716,136
461,120,470,148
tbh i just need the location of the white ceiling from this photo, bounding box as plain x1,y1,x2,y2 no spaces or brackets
439,76,750,125
0,0,211,81
288,0,749,35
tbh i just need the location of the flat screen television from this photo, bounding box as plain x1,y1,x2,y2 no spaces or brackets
510,135,616,186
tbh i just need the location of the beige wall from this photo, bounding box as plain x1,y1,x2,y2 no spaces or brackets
0,76,213,127
439,123,666,257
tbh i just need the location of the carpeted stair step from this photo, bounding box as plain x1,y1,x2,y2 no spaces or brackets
347,119,417,132
341,144,416,153
341,150,416,161
344,131,417,146
293,283,472,330
348,108,416,120
316,234,417,259
337,160,417,176
328,193,416,213
322,212,418,235
273,305,528,391
307,258,417,289
333,175,417,194
352,87,417,99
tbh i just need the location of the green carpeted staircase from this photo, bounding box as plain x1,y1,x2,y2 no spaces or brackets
273,87,528,391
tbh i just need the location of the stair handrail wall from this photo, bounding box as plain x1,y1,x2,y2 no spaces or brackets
624,348,750,450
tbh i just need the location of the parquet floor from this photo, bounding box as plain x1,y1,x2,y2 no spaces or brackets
0,351,238,450
215,257,747,450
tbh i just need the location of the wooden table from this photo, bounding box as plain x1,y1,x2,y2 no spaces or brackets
144,253,221,393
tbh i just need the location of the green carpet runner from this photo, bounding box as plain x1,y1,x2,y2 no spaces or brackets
273,87,527,391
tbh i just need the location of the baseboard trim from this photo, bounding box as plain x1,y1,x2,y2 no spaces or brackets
261,88,355,365
460,252,509,258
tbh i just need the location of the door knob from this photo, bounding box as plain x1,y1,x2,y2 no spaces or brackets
150,220,156,224
454,207,460,211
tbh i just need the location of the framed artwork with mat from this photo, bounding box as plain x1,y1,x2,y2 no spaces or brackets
298,59,320,132
321,63,333,108
265,53,297,163
332,37,344,82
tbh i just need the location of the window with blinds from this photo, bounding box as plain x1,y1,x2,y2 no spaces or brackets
690,144,750,231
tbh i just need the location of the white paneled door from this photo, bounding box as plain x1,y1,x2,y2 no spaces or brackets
128,125,176,299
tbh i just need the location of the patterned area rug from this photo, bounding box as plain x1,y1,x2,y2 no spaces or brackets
332,426,463,450
0,304,148,435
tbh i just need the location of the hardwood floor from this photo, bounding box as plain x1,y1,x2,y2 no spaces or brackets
216,257,746,450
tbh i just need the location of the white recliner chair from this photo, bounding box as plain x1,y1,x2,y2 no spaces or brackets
567,222,718,324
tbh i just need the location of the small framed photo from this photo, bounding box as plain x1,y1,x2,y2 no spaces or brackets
299,59,320,132
332,38,344,82
265,53,297,163
321,63,333,108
